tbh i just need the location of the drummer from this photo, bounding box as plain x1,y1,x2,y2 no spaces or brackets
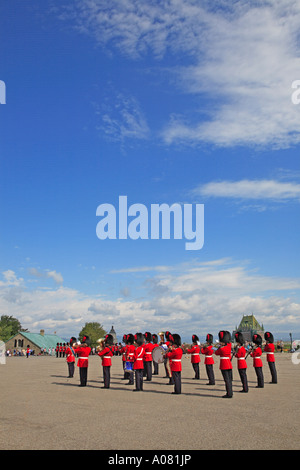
152,334,159,375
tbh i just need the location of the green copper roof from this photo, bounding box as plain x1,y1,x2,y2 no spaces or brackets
238,314,264,331
16,331,66,349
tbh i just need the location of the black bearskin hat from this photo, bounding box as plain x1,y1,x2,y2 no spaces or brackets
264,331,274,343
165,331,171,340
134,332,144,346
144,331,152,342
206,334,213,344
171,333,181,347
252,333,262,346
218,330,231,344
123,334,128,344
127,334,134,345
81,335,90,346
152,333,158,344
70,337,76,346
192,334,199,343
234,332,245,345
105,334,114,346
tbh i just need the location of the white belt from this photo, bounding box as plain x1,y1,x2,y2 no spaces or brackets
145,352,152,354
220,357,230,359
172,359,181,362
254,356,261,359
78,357,88,360
238,357,245,360
267,352,274,354
206,355,213,358
136,357,143,360
103,356,111,359
191,353,200,356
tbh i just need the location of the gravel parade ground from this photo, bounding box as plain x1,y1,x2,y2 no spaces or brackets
0,352,299,451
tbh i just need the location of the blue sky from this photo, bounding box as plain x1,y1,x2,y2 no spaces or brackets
1,0,300,341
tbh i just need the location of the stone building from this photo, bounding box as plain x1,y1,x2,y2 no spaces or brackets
109,325,118,343
232,314,264,343
5,329,66,355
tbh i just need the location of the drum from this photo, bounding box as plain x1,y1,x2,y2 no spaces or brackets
152,346,168,364
125,361,133,372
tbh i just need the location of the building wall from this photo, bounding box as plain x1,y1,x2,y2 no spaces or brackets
5,333,41,354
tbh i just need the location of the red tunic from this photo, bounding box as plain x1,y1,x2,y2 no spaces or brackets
215,343,232,370
166,347,183,372
235,345,247,369
201,345,214,365
251,347,263,367
133,345,145,370
264,343,275,362
65,346,76,363
126,344,135,362
98,346,113,366
186,344,201,363
121,346,127,362
144,342,155,362
74,346,91,368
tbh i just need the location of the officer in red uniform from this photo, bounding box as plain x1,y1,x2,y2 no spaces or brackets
59,343,63,358
133,333,145,391
65,337,76,378
98,334,114,388
215,330,233,398
55,343,59,358
233,332,248,393
74,336,91,387
125,334,135,385
121,334,128,380
251,334,264,388
165,334,183,394
264,331,277,384
201,334,215,385
143,332,154,381
164,331,174,385
186,334,201,379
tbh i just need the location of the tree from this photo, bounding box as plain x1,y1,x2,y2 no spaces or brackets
79,322,107,347
0,315,24,342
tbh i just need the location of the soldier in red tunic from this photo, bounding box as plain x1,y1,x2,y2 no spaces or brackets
98,334,114,388
215,330,233,398
125,334,135,386
232,332,248,393
185,335,201,379
74,336,91,387
143,332,154,381
251,334,264,388
133,333,145,391
201,334,215,385
264,331,277,383
121,334,128,380
165,334,183,394
65,337,76,378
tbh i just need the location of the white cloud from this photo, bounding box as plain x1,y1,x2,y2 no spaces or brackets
1,260,299,338
29,267,64,285
192,179,300,202
59,0,300,149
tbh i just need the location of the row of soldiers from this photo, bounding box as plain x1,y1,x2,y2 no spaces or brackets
63,329,277,397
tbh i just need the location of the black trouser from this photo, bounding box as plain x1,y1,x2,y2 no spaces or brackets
103,366,111,388
68,362,75,377
135,369,143,390
192,363,200,379
153,361,159,375
172,371,181,394
79,367,88,386
238,368,248,392
205,364,215,384
221,369,233,397
144,361,152,381
268,362,277,383
254,367,264,387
